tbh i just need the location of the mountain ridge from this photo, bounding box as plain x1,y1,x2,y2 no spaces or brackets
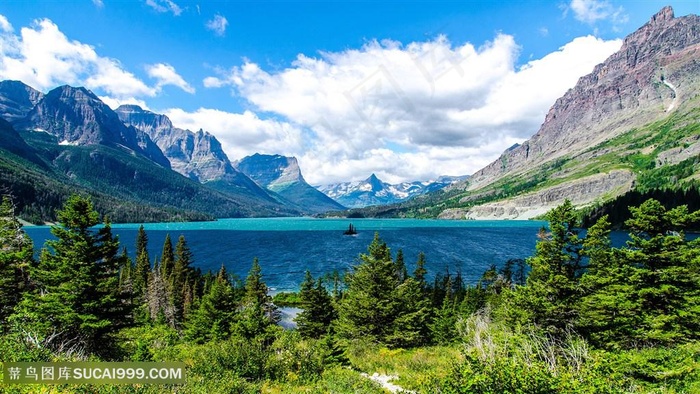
115,104,278,204
235,153,346,214
439,6,700,219
0,82,300,222
317,173,468,209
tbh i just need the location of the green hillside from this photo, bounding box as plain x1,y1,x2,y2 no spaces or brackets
344,100,700,221
0,130,297,223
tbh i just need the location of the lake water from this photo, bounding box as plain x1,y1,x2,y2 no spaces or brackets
24,218,547,292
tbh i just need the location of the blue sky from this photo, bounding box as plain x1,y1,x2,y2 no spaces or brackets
0,0,698,184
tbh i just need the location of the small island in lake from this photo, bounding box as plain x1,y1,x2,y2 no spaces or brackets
343,223,358,235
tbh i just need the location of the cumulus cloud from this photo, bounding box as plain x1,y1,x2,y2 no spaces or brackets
99,95,151,111
164,107,307,161
206,14,228,36
204,33,621,184
569,0,628,25
146,63,195,93
0,16,195,102
145,0,182,16
0,17,152,97
0,15,13,33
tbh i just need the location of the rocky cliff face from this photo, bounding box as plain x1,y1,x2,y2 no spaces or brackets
116,105,276,202
440,170,635,220
0,80,44,122
468,7,700,191
236,154,346,214
117,105,230,181
13,85,170,167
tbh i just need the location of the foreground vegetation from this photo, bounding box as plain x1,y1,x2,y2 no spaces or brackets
1,194,699,392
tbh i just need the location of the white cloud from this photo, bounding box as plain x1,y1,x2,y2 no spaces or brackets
570,0,628,25
205,33,621,184
146,63,195,93
164,108,306,162
99,95,151,111
0,15,13,33
92,0,104,8
0,16,185,101
145,0,182,16
206,14,228,37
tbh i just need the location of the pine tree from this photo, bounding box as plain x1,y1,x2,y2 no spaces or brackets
430,276,458,344
395,249,408,282
0,196,32,329
235,258,279,339
295,271,336,339
577,215,639,348
185,265,237,343
160,234,174,279
515,199,584,334
413,252,428,292
388,277,432,347
133,225,150,298
336,233,402,344
621,200,700,345
171,235,194,324
578,200,700,348
13,195,126,351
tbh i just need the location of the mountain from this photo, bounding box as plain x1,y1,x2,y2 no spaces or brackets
0,80,44,122
0,82,298,222
317,173,468,208
14,85,170,167
351,6,698,220
235,153,346,214
115,105,278,204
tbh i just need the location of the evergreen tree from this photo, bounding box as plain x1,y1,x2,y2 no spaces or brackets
515,199,584,334
413,252,428,292
171,234,195,324
132,225,150,298
160,234,174,280
295,271,336,339
0,196,32,329
185,265,238,343
336,233,400,344
430,276,458,344
394,249,408,282
235,258,279,339
578,200,700,348
388,277,432,347
619,200,699,345
13,195,126,351
577,215,639,348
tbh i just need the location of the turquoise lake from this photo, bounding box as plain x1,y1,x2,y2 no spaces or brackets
24,218,548,292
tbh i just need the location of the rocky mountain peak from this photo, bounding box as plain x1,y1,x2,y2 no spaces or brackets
467,7,700,192
236,153,345,214
0,80,44,122
115,104,174,137
11,84,170,167
365,173,385,191
235,154,304,188
651,6,674,25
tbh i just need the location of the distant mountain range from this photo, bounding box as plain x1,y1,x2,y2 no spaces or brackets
0,80,451,222
0,81,307,222
316,173,468,208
